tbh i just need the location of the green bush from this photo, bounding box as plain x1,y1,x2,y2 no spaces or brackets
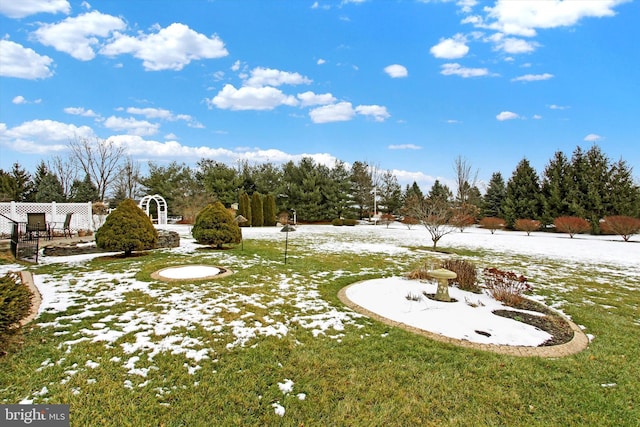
0,272,33,352
192,201,242,248
442,259,481,293
95,199,158,257
263,194,276,226
332,218,343,226
343,219,357,226
251,192,264,227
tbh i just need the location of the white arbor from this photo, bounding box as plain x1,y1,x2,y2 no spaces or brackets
139,194,168,225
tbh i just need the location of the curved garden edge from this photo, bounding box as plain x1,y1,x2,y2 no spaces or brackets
150,265,234,282
338,281,590,358
17,271,41,327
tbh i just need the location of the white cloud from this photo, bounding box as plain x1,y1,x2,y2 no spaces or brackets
33,11,126,61
209,84,298,111
388,144,421,150
440,63,490,78
64,107,99,117
584,133,603,142
12,96,26,105
490,34,539,54
511,73,554,82
384,64,408,78
0,0,70,18
101,23,228,71
0,119,94,154
355,105,390,122
0,40,54,79
245,67,312,87
446,119,462,124
317,58,326,65
533,114,542,120
309,102,356,123
549,104,569,110
231,60,241,71
126,107,203,127
483,0,626,37
430,34,469,59
496,111,520,121
103,116,159,136
297,91,337,107
107,134,340,167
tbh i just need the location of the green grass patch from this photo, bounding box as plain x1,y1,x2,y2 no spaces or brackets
0,234,638,426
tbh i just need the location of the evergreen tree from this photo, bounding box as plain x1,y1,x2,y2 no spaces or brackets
263,193,277,226
482,172,506,218
191,201,242,249
502,159,542,227
251,192,264,227
70,174,99,202
608,159,640,217
404,181,425,203
0,163,33,202
95,199,158,257
379,170,403,214
281,158,325,222
350,161,374,219
427,180,453,205
35,172,65,202
238,192,251,227
583,145,611,232
196,159,240,206
541,151,573,224
325,160,352,219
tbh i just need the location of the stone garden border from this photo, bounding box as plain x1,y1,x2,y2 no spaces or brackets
150,265,233,282
338,281,590,358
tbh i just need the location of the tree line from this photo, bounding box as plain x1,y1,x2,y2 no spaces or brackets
1,138,638,232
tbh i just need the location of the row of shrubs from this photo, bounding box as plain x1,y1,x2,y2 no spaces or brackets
407,258,531,307
331,218,358,226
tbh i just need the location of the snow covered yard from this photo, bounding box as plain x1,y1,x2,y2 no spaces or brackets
1,223,638,425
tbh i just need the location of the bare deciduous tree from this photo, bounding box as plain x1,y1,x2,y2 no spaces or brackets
453,155,479,205
69,137,125,201
404,195,456,249
112,157,141,200
49,155,79,200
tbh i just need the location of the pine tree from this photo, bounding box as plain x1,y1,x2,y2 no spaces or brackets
541,151,573,224
263,193,277,226
251,192,264,227
35,172,65,202
70,174,99,202
379,170,403,214
238,192,251,227
502,159,542,228
608,159,640,217
482,172,506,218
427,180,453,205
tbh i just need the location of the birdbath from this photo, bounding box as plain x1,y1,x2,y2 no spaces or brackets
428,268,457,302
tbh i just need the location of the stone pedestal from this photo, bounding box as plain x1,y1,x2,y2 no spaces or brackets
428,268,457,302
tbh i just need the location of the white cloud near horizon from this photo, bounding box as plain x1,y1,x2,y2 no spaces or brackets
430,34,469,59
384,64,408,78
0,40,54,79
440,63,490,78
496,111,520,121
489,34,539,54
0,0,70,18
100,23,228,71
33,11,126,61
511,73,554,82
64,107,99,117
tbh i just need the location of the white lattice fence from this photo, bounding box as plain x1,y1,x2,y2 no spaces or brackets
0,202,93,236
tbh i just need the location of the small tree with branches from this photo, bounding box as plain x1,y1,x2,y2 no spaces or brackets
404,195,455,250
479,217,505,234
554,216,591,238
601,216,640,242
514,218,541,236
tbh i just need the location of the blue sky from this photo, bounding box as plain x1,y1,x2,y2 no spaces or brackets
1,0,638,192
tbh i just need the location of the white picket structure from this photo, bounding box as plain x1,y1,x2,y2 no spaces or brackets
0,202,93,236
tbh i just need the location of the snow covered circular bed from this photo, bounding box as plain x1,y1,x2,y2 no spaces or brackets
151,265,233,281
340,277,588,356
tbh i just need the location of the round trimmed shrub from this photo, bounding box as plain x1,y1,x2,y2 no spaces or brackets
95,198,158,257
192,201,242,248
332,218,343,226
